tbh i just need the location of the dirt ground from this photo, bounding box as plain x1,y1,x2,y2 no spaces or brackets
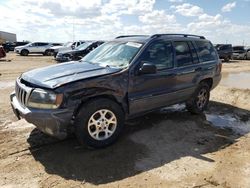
0,53,250,188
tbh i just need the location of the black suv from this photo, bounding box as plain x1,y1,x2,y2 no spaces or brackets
55,41,104,62
10,34,221,148
215,44,233,62
2,41,29,52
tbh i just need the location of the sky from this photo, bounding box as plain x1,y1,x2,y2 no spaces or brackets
0,0,250,45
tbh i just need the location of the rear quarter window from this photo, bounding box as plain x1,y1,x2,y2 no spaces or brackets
195,41,217,62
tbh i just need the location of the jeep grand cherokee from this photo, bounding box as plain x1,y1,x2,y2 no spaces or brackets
10,34,221,148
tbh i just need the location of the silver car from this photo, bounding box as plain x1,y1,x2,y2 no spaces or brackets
14,42,53,56
232,46,249,60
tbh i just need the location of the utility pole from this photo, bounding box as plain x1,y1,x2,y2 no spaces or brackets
72,17,75,42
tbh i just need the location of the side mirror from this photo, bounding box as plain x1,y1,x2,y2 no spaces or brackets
139,62,157,74
71,45,75,49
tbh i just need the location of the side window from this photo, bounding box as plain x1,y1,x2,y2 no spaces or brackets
174,41,193,67
37,43,47,46
195,41,217,62
30,43,37,47
141,41,174,70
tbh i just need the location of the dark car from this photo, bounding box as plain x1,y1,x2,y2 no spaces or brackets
215,44,233,62
233,46,247,60
55,41,104,62
10,34,221,148
3,41,29,52
0,45,6,58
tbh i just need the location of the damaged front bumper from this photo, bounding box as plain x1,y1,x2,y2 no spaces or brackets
10,92,74,139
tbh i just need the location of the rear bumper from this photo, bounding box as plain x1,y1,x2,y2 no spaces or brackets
10,92,74,139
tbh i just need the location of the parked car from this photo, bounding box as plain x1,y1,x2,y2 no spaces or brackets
14,42,53,56
232,46,247,60
56,41,104,62
3,41,29,52
10,34,221,148
0,45,6,58
47,41,85,57
215,44,233,62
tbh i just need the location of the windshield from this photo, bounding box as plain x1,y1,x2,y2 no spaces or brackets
75,42,92,50
63,42,73,47
25,42,32,46
82,41,142,68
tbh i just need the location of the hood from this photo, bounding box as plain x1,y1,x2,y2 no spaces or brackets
15,45,27,49
21,61,121,89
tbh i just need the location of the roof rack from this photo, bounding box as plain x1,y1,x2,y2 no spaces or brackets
115,35,149,39
151,34,206,39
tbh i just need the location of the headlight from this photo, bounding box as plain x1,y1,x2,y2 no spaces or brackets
27,89,63,109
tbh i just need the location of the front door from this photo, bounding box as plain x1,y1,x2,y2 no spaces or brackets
128,40,178,115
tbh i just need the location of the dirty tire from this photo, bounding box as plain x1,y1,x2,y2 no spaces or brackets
21,49,29,56
186,82,210,114
75,98,125,148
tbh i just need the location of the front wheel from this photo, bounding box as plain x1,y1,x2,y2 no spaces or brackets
20,49,29,56
74,98,125,148
186,83,210,114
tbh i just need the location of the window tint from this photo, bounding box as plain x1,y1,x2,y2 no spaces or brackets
174,41,193,67
195,41,217,62
37,43,48,46
141,41,174,70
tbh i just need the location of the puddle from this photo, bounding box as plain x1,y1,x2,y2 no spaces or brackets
0,81,15,89
221,72,250,89
161,103,186,112
205,113,250,135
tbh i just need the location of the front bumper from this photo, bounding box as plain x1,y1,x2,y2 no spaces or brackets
14,49,20,53
10,92,74,139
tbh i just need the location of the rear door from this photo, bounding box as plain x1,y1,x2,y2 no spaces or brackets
37,43,48,52
172,40,200,100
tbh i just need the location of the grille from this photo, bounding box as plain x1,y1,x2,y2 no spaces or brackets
15,81,28,106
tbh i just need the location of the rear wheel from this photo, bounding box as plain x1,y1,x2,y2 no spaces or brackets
75,98,125,148
20,49,29,56
186,82,210,114
44,50,50,56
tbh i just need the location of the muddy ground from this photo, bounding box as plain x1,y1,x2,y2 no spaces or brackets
0,53,250,188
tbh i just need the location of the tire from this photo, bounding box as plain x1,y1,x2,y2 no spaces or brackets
44,50,49,56
74,98,125,148
224,56,229,62
20,49,29,56
186,82,210,114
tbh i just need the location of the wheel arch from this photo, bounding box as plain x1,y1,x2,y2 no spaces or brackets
199,77,213,89
72,94,127,120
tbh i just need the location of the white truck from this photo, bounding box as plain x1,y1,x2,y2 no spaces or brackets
47,41,85,57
